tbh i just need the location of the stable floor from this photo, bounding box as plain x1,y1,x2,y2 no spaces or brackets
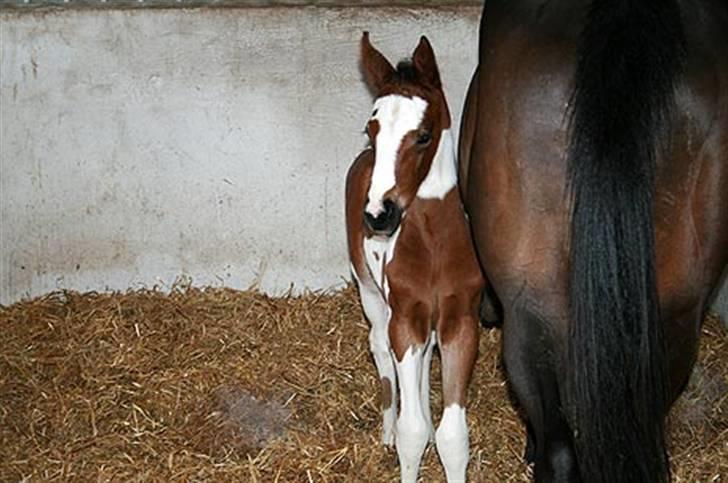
1,286,725,481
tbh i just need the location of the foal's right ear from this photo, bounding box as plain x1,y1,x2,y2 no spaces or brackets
361,32,395,94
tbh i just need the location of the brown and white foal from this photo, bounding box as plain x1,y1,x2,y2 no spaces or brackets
346,33,484,482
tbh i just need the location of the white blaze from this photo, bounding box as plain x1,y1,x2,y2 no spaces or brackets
366,95,428,216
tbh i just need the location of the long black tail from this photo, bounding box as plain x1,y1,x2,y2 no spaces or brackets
566,1,685,482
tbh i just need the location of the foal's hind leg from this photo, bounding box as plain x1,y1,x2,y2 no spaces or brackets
358,281,398,446
436,313,479,482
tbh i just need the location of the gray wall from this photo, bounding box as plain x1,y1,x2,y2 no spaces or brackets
1,6,481,303
1,6,726,322
713,275,728,320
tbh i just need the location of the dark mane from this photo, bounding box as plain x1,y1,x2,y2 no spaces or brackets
394,60,417,83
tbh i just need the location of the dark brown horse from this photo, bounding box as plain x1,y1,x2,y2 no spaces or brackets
459,1,728,482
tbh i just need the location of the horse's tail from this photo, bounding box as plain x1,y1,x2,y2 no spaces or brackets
566,1,685,481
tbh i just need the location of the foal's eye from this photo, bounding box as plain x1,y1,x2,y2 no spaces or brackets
416,132,432,145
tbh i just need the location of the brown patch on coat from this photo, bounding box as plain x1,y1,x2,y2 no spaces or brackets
345,149,374,280
381,376,393,410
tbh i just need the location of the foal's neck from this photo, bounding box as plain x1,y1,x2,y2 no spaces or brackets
416,128,457,201
404,128,464,243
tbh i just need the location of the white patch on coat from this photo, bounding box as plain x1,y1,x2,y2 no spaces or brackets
435,404,470,482
362,227,401,301
351,225,401,446
395,345,430,483
417,128,457,199
352,264,398,446
366,95,428,217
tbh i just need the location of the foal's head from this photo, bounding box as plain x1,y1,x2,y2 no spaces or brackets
360,32,452,237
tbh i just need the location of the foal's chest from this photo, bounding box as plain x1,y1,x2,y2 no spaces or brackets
362,227,402,300
361,221,440,304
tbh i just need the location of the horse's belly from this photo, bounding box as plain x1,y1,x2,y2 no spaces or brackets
471,192,571,318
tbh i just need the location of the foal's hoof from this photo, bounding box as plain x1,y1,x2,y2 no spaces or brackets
382,429,395,448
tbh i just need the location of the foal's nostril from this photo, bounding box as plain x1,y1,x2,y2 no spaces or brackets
364,199,402,236
382,199,398,219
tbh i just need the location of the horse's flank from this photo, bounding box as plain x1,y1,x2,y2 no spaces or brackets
461,0,728,481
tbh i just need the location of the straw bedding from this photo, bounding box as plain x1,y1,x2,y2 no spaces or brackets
1,284,725,482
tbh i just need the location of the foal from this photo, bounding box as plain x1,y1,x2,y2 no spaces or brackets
346,33,483,482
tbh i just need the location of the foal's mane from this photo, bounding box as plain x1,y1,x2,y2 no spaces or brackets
394,60,418,84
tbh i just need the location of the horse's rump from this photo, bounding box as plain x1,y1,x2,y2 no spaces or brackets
463,0,728,481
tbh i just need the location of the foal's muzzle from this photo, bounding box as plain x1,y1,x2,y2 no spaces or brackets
364,199,402,237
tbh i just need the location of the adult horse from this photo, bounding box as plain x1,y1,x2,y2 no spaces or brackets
459,1,728,482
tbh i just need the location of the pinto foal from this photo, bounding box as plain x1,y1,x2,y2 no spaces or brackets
346,33,484,482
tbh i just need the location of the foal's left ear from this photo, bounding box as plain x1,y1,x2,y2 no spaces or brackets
412,36,441,88
361,32,395,94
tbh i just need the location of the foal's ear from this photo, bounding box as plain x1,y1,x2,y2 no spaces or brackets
413,35,441,88
361,32,395,93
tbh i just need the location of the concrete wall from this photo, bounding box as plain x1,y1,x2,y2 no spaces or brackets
713,274,728,320
1,6,726,321
1,6,481,303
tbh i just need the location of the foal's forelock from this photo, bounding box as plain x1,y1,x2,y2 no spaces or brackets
365,94,429,217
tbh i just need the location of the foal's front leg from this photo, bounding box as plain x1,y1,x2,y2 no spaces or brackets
436,314,479,482
390,315,431,483
420,330,436,441
369,324,397,446
359,282,398,446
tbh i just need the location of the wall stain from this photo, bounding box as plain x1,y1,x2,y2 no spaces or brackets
31,53,38,79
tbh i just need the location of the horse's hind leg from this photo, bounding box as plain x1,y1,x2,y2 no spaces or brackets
358,280,397,446
503,310,579,483
436,312,479,482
